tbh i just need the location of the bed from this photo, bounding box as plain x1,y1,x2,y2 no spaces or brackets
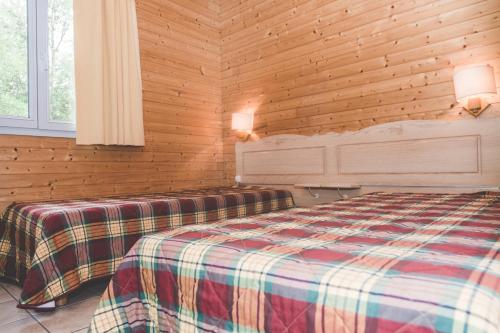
89,191,500,333
0,186,294,308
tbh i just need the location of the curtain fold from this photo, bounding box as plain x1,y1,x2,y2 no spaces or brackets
74,0,144,146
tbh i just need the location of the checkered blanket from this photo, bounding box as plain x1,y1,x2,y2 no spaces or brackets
0,187,294,307
90,192,500,333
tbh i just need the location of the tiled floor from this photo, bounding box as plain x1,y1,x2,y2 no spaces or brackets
0,279,109,333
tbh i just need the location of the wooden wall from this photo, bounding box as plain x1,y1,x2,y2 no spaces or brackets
220,0,500,182
2,0,500,209
0,0,224,210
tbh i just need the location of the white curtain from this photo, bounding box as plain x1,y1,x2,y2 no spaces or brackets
73,0,145,146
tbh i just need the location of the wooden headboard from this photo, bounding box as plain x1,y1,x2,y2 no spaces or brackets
236,119,500,197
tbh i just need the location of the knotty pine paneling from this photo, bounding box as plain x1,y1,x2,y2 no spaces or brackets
220,0,500,182
0,0,224,210
2,0,500,209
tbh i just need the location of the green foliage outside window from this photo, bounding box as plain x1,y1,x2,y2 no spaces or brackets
48,0,75,122
0,0,29,118
0,0,75,123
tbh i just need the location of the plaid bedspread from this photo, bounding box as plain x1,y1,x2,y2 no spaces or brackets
90,192,500,333
0,186,294,307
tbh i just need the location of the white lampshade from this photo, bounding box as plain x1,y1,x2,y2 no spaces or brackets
231,112,253,132
453,64,497,102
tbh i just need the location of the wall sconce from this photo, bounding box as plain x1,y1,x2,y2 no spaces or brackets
453,64,497,117
231,112,253,141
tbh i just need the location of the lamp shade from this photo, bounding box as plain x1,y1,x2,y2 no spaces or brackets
453,64,497,102
231,112,253,132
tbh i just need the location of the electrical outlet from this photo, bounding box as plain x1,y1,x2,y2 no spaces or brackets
235,175,242,183
314,193,320,199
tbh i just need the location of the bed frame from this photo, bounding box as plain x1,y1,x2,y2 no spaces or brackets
236,118,500,206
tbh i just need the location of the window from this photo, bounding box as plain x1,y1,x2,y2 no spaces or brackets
0,0,75,137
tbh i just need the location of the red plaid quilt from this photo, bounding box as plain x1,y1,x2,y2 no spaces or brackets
89,192,499,333
0,186,294,307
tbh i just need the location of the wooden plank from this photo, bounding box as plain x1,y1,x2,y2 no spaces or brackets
243,147,326,175
235,119,500,189
338,136,480,174
221,0,500,182
0,0,225,207
2,0,500,208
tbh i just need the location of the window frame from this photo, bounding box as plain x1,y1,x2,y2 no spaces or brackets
0,0,76,138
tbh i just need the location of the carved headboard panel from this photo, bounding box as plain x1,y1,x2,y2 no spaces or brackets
235,119,500,192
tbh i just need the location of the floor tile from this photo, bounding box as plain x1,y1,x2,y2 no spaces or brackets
0,279,107,331
0,285,14,303
33,295,100,333
0,317,47,333
68,279,109,304
0,298,31,325
1,280,22,300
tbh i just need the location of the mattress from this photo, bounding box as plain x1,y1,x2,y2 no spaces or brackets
89,192,499,333
0,186,294,307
